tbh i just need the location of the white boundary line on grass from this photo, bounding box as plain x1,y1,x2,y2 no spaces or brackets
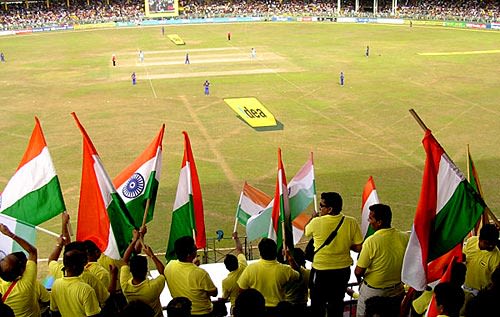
141,63,158,98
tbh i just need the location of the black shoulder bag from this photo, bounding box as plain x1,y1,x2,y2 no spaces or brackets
305,216,345,262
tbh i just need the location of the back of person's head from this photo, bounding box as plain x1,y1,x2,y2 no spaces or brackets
234,288,266,317
174,236,197,261
0,302,15,317
119,300,155,317
130,255,148,280
0,253,27,282
450,261,466,287
63,249,88,276
321,192,343,214
258,238,277,260
64,241,87,254
11,251,27,265
434,282,464,317
369,204,392,227
224,254,238,272
479,224,499,243
293,248,306,267
83,239,101,260
166,296,192,317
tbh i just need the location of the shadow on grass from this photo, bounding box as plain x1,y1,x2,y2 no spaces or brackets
236,116,284,131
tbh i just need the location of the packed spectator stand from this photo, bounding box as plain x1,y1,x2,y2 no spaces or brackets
0,0,499,30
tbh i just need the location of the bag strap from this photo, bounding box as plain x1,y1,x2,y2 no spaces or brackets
313,216,345,257
2,280,18,302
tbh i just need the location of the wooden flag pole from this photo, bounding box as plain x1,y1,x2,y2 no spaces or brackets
409,109,429,132
138,199,151,246
466,144,471,182
233,185,245,233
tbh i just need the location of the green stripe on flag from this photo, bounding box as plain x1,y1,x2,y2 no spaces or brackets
247,207,273,241
166,201,195,261
237,207,252,225
12,219,36,253
3,177,65,226
289,186,314,219
429,181,485,261
108,193,135,258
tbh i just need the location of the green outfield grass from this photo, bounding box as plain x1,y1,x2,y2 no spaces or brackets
0,22,499,262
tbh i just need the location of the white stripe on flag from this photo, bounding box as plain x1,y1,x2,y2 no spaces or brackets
0,148,56,211
436,155,463,214
173,164,191,210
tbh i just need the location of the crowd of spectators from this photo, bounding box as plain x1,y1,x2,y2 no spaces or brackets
0,0,144,30
0,0,498,30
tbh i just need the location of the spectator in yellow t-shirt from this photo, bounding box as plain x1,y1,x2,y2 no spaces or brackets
305,192,363,317
0,223,38,317
120,229,166,317
47,214,110,307
220,232,247,313
237,238,300,313
164,236,217,316
354,203,409,317
50,249,101,317
463,224,500,309
83,240,110,287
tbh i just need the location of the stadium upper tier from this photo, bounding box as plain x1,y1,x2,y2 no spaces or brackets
0,0,498,30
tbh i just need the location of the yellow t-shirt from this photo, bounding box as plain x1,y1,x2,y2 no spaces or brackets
0,260,37,317
305,213,363,270
50,276,101,317
120,265,166,317
97,254,125,291
85,262,110,289
48,260,110,306
222,253,247,309
412,289,433,315
164,260,217,315
33,280,50,317
463,236,500,290
237,259,300,307
357,228,409,288
284,266,310,305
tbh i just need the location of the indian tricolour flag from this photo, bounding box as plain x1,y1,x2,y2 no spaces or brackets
288,152,316,244
235,182,273,227
165,131,206,261
361,176,379,240
0,117,65,226
0,214,36,258
113,125,164,228
247,149,291,251
72,113,135,260
402,130,485,291
425,256,459,317
244,153,316,245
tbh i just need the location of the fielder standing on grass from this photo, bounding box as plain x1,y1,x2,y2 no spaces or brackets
131,72,136,85
340,72,345,86
203,80,210,95
251,48,256,59
185,53,190,64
